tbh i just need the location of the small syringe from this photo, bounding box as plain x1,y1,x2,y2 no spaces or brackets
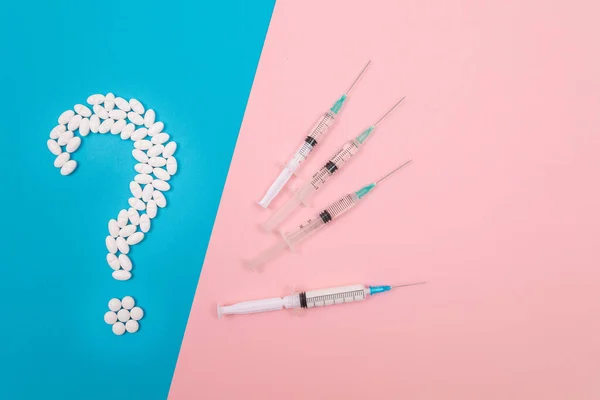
258,61,371,208
247,160,412,271
263,97,406,231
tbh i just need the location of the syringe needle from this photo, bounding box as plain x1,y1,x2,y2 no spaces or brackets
392,281,427,289
374,160,412,185
344,60,371,95
372,96,406,128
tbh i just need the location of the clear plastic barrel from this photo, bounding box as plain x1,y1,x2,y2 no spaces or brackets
307,139,360,192
307,111,336,143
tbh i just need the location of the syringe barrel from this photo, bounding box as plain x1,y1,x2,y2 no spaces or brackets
301,284,368,308
285,111,337,172
307,139,361,192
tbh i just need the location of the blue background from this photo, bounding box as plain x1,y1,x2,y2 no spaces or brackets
0,1,274,398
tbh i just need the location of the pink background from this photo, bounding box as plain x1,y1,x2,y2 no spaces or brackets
169,1,600,399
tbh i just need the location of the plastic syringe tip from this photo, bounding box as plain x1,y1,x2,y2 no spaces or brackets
243,240,290,272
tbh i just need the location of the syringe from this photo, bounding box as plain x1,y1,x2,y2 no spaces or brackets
247,160,412,271
258,60,371,208
263,97,406,231
217,281,425,318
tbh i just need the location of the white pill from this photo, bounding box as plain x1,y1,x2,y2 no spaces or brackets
121,296,135,309
128,197,146,211
167,157,178,175
112,270,131,281
108,219,119,237
117,309,130,322
66,136,81,153
127,232,144,245
106,236,117,254
130,181,143,198
134,174,153,184
109,109,126,120
152,179,170,191
112,322,126,335
47,139,61,155
125,320,139,333
130,306,144,320
153,190,167,208
142,184,154,202
134,140,152,150
148,157,166,167
115,97,131,111
135,163,153,174
74,104,92,117
153,167,170,181
139,214,151,233
60,160,77,176
87,94,105,105
131,127,148,141
93,104,109,119
108,298,122,311
98,118,114,134
121,123,135,140
163,141,177,158
128,112,144,125
104,98,115,111
146,200,158,218
143,109,155,127
119,224,137,238
129,98,144,114
54,152,70,168
89,115,100,133
116,237,129,254
147,145,164,157
111,119,126,134
132,149,149,163
128,207,140,225
148,121,164,136
50,125,66,139
58,110,75,125
151,133,170,145
104,311,117,325
119,255,132,272
67,114,82,131
106,253,120,270
57,130,74,146
105,92,115,101
79,118,90,136
117,209,128,227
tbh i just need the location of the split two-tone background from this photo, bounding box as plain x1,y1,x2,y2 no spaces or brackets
1,1,599,399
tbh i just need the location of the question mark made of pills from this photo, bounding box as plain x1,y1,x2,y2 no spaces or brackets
47,93,177,331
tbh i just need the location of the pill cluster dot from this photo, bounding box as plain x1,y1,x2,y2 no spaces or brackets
104,296,144,335
47,93,178,282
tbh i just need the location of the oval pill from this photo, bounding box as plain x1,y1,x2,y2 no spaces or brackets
66,136,81,153
127,232,144,245
104,311,117,325
60,160,77,176
167,157,178,175
153,167,170,181
128,208,140,225
105,92,115,101
106,253,120,270
163,141,177,158
121,123,135,140
128,197,146,211
98,118,114,134
128,112,144,125
125,320,139,333
108,219,119,237
74,104,92,117
79,118,90,136
134,139,152,150
111,119,126,134
93,104,109,119
134,174,153,184
109,109,126,120
129,98,144,114
57,130,74,146
132,149,149,163
104,98,115,111
67,114,82,131
151,133,170,145
87,94,105,105
115,97,131,111
135,163,153,174
142,184,154,202
54,152,70,168
148,157,166,167
130,181,142,198
58,110,75,125
146,200,158,218
119,255,132,272
131,127,148,141
47,139,61,155
152,179,170,191
116,237,129,254
119,224,137,238
148,121,164,136
50,124,66,139
117,209,128,227
147,145,164,157
153,190,167,208
143,109,155,128
106,236,117,254
89,115,100,133
112,321,126,335
130,306,144,320
112,270,131,281
108,298,121,311
139,214,151,233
